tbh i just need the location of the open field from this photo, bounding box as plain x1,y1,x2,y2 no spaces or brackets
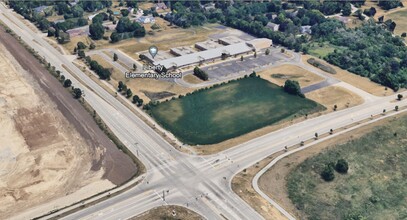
63,18,222,60
149,77,324,145
386,8,407,36
0,27,137,219
308,42,346,59
306,85,364,112
131,205,203,220
258,64,324,87
258,112,407,220
302,55,397,96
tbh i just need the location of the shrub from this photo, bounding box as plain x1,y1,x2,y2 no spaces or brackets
284,80,304,98
307,58,336,74
193,66,209,81
335,159,349,173
321,164,335,181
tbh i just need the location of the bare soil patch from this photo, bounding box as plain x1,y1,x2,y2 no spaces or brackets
183,74,204,84
258,64,324,87
306,85,364,112
131,205,203,220
0,26,137,219
302,55,397,96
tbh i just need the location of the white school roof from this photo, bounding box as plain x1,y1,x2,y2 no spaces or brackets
154,42,252,68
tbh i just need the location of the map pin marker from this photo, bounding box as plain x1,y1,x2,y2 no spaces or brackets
149,45,158,59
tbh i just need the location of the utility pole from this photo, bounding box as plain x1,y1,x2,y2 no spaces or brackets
163,190,165,201
134,142,139,156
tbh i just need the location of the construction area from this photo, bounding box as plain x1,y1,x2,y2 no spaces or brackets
0,27,138,219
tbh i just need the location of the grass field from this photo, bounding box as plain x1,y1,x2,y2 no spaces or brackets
308,42,346,59
287,115,407,220
387,9,407,36
149,77,323,145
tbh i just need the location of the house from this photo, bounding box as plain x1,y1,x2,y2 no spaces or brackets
33,6,50,14
137,16,156,24
155,3,168,10
300,25,312,34
53,19,65,24
266,22,280,31
88,13,99,21
69,0,80,7
202,3,216,11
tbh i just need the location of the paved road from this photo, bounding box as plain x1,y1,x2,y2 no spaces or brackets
2,4,407,220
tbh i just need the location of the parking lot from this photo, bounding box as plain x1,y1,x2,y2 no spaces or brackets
181,48,291,81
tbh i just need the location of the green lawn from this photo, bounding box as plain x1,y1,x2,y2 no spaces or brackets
149,77,323,145
308,42,346,59
287,115,407,220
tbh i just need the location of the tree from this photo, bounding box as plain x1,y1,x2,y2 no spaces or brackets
395,105,399,111
89,22,105,40
397,94,403,100
137,98,144,106
283,80,304,97
118,81,124,91
342,3,352,16
77,41,87,50
57,31,70,44
401,32,406,38
73,88,82,99
133,63,137,70
335,159,349,173
265,48,270,55
122,84,128,93
193,66,209,81
78,50,85,58
240,56,244,61
126,88,133,98
132,95,140,103
378,15,384,23
314,132,318,140
321,165,335,181
63,79,72,87
89,42,96,49
113,53,118,61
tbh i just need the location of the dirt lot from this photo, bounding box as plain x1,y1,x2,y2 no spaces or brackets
306,85,364,112
257,112,407,219
258,64,324,87
132,205,203,220
302,55,396,96
183,74,204,84
0,27,138,219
